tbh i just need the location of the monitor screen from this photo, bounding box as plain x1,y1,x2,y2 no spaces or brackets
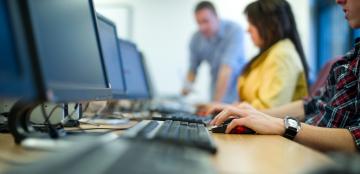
97,14,126,98
0,0,37,99
25,0,111,102
118,39,150,99
139,52,154,99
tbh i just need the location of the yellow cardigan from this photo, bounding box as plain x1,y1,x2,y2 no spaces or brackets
238,39,308,109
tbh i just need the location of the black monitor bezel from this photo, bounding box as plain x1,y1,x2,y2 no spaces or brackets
138,52,154,100
96,13,127,99
20,0,112,103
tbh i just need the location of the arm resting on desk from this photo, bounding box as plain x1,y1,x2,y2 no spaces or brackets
206,101,305,120
262,100,305,121
295,124,357,152
210,105,358,152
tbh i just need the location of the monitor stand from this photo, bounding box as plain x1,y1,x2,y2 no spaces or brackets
8,100,43,144
8,100,82,144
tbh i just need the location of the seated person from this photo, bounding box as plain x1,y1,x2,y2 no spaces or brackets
198,0,309,114
210,0,360,152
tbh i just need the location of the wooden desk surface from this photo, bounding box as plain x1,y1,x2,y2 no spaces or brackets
211,134,333,174
0,124,333,174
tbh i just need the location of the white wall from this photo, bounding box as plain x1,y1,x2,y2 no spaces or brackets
94,0,314,103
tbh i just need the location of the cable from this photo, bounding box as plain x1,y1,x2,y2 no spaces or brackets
62,104,80,127
41,104,64,125
41,104,63,139
67,104,79,120
82,102,91,113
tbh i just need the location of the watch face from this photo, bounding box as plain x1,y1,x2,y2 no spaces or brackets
288,119,298,128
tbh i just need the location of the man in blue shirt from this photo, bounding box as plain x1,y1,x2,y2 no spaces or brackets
182,1,246,103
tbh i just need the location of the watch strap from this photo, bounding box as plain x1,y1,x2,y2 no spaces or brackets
283,126,297,140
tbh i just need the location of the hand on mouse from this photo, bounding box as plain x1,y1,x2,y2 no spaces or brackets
200,102,253,116
236,102,257,111
202,103,230,116
210,105,285,135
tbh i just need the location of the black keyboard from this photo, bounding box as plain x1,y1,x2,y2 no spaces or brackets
150,105,194,115
124,120,217,154
153,112,213,125
5,135,215,174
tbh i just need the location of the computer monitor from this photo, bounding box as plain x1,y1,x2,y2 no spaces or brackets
0,0,38,99
7,0,115,143
96,14,126,99
23,0,112,102
118,39,150,99
139,52,155,99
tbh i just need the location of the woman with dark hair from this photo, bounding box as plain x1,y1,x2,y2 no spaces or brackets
209,0,360,153
237,0,309,109
199,0,308,114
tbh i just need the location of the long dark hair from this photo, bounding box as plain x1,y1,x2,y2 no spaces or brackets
244,0,309,81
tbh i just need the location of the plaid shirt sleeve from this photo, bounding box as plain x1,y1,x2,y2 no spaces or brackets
303,42,360,151
348,66,360,151
348,126,360,151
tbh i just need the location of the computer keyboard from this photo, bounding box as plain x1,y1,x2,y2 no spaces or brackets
149,102,195,115
150,107,193,115
124,120,217,154
152,112,213,125
5,134,215,174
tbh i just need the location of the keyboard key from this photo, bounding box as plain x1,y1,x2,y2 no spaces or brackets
125,120,217,154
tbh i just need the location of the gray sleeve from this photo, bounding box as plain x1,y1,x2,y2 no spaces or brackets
189,34,202,75
220,27,246,70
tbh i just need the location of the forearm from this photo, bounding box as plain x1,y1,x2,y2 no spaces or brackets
213,65,232,102
295,124,357,152
214,102,358,153
262,100,305,121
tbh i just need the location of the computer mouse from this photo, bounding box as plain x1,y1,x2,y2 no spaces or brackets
230,126,256,134
211,124,227,133
211,118,255,134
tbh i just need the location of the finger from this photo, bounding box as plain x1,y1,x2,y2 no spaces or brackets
210,108,225,125
215,107,249,126
212,109,229,126
211,105,248,125
205,105,221,115
225,118,247,134
210,104,229,116
238,102,251,109
213,107,236,126
210,113,220,125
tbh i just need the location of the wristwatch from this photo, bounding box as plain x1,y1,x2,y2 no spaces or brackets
283,116,301,140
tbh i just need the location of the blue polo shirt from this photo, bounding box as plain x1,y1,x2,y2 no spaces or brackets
189,20,246,103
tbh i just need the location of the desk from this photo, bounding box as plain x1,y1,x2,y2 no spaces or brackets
0,123,333,174
212,134,332,174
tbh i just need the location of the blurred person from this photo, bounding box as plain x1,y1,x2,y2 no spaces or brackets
182,1,247,103
200,0,309,114
210,0,360,153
